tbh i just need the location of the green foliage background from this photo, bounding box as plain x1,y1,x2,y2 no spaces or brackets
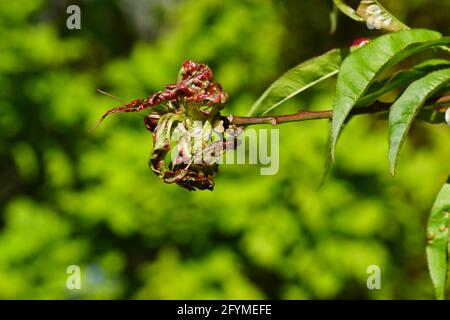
1,0,450,299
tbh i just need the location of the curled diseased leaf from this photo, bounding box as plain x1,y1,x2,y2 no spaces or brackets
426,177,450,300
151,115,242,191
97,60,228,126
249,49,346,117
350,38,371,52
357,0,410,32
330,29,445,160
99,60,242,191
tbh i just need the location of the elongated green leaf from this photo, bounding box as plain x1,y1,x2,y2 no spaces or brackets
356,0,409,32
358,59,450,106
248,49,346,117
332,0,363,22
417,108,447,124
328,1,338,34
330,29,445,160
388,68,450,175
318,120,336,188
426,177,450,300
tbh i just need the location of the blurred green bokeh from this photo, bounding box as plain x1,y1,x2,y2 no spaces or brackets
0,0,450,299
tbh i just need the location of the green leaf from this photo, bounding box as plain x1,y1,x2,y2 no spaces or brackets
332,0,363,22
358,59,450,106
330,29,445,160
388,68,450,175
426,177,450,300
356,0,410,32
328,1,338,34
416,108,447,124
248,49,346,117
318,120,333,188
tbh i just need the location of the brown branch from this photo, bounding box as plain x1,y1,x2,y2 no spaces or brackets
140,98,447,129
227,101,391,126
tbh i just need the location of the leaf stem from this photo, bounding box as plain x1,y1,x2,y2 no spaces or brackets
228,102,391,126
